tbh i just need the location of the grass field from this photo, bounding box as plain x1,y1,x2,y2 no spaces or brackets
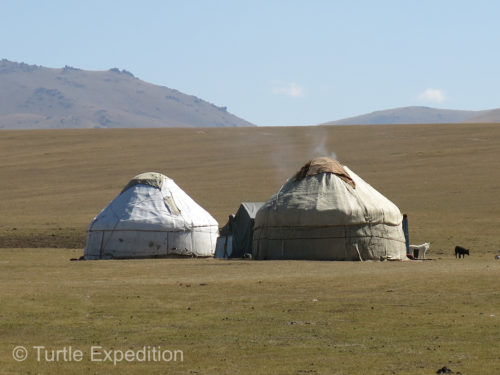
1,124,500,373
0,249,500,374
1,250,499,374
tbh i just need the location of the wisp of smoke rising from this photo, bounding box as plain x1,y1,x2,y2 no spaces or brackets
312,136,337,161
269,129,340,186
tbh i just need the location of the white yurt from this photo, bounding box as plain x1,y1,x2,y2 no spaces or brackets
252,157,407,261
84,172,218,259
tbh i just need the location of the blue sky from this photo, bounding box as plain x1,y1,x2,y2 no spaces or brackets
2,0,500,126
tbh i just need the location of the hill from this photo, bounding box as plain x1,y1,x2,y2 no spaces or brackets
463,108,500,123
0,59,254,129
322,106,500,125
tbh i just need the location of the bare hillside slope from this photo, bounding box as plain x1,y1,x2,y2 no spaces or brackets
322,106,499,125
0,59,255,129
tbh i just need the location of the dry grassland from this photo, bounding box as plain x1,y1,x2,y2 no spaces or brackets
1,123,500,254
1,124,500,374
1,250,499,375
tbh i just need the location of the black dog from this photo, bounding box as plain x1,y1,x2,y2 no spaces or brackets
455,246,470,258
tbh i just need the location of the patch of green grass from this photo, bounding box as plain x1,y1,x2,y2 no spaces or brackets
1,249,499,374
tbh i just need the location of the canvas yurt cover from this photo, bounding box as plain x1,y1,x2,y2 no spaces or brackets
85,172,218,259
252,157,406,261
214,202,264,258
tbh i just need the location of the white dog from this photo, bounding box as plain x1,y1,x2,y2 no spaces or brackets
409,242,430,259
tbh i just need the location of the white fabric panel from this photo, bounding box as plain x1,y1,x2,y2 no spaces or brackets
85,229,217,260
84,231,103,259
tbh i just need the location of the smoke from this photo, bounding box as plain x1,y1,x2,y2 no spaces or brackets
269,128,339,185
269,135,298,184
312,136,337,161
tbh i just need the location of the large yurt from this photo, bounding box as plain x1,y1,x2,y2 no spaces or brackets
252,157,406,261
84,172,218,259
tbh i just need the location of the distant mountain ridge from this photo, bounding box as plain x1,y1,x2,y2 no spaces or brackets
322,106,500,125
0,59,255,129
